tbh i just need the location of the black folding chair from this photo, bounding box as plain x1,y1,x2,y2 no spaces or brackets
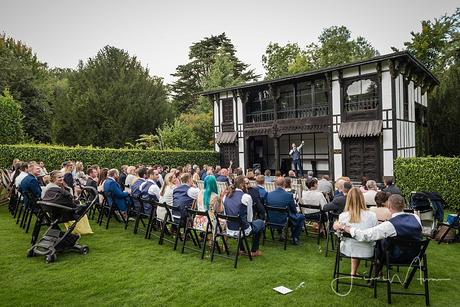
97,191,127,229
210,213,252,269
181,208,213,259
157,203,185,251
131,196,151,239
263,205,290,250
300,203,327,244
376,237,430,306
333,232,377,292
325,212,340,257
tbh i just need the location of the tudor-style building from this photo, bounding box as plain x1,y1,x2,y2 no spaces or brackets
202,51,438,182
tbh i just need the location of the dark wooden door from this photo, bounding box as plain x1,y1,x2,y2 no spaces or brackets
220,144,239,168
344,137,381,182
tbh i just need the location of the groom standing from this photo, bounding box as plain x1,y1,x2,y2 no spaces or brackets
289,141,304,177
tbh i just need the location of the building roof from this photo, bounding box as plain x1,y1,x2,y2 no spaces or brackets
215,131,238,144
201,51,439,96
339,120,383,138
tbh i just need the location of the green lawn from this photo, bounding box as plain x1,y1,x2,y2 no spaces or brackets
0,205,458,306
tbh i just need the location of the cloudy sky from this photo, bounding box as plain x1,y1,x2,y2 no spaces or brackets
2,0,458,83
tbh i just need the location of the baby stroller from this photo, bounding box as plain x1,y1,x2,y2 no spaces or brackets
409,191,445,237
27,187,97,263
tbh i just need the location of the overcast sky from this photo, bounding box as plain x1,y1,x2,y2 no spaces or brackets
2,0,458,84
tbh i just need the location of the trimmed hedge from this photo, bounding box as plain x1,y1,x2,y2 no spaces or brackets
0,144,219,171
394,157,460,210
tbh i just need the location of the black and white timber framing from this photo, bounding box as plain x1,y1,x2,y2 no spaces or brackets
201,51,438,182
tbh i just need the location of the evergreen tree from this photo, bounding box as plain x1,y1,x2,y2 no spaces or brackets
52,46,172,148
0,33,52,142
171,33,257,113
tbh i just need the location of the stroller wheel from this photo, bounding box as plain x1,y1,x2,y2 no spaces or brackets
45,254,57,264
80,246,89,255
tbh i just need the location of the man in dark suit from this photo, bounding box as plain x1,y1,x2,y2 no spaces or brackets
118,165,128,189
85,167,99,190
323,182,352,214
19,161,42,209
266,177,305,245
382,176,402,195
244,178,265,220
103,169,130,220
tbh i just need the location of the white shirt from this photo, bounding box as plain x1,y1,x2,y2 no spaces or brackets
186,185,200,200
364,189,378,206
289,142,304,155
301,190,327,214
350,212,422,242
223,188,253,236
317,179,333,195
15,171,28,188
144,179,161,200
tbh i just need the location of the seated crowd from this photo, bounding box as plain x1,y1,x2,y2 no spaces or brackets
9,158,416,267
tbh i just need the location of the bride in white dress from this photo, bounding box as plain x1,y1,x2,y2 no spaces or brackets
338,187,377,275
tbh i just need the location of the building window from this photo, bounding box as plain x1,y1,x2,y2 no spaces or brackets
344,77,379,112
222,98,233,123
403,80,409,120
296,80,329,117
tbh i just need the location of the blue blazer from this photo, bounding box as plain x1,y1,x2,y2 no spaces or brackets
103,178,129,211
19,174,42,208
265,187,297,224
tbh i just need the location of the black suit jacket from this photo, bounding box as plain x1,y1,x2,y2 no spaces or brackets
323,195,347,214
119,172,127,188
86,177,98,190
247,187,265,220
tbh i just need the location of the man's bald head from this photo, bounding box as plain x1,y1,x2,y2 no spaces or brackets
275,177,285,187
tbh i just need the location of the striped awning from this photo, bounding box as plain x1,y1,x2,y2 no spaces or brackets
339,120,383,138
215,131,238,144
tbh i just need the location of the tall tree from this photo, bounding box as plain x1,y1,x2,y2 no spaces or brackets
306,26,379,69
171,33,257,113
262,42,303,79
403,8,460,76
0,33,52,142
261,26,379,79
52,46,172,148
427,63,460,156
403,9,460,156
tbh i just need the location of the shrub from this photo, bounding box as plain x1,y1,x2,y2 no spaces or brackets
0,89,24,144
0,144,219,171
394,157,460,210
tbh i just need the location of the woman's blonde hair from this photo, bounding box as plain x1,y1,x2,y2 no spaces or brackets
344,187,367,223
160,173,175,197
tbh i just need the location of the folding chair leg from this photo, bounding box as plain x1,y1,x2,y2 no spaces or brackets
31,215,42,245
21,208,29,228
16,205,23,224
210,235,217,262
173,226,181,250
181,229,189,254
284,227,288,250
25,210,34,233
387,267,392,304
234,235,241,268
201,228,209,259
424,257,430,306
159,221,167,245
243,236,252,262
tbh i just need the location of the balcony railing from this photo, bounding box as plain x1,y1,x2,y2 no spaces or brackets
246,110,275,123
345,98,379,112
246,105,330,123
